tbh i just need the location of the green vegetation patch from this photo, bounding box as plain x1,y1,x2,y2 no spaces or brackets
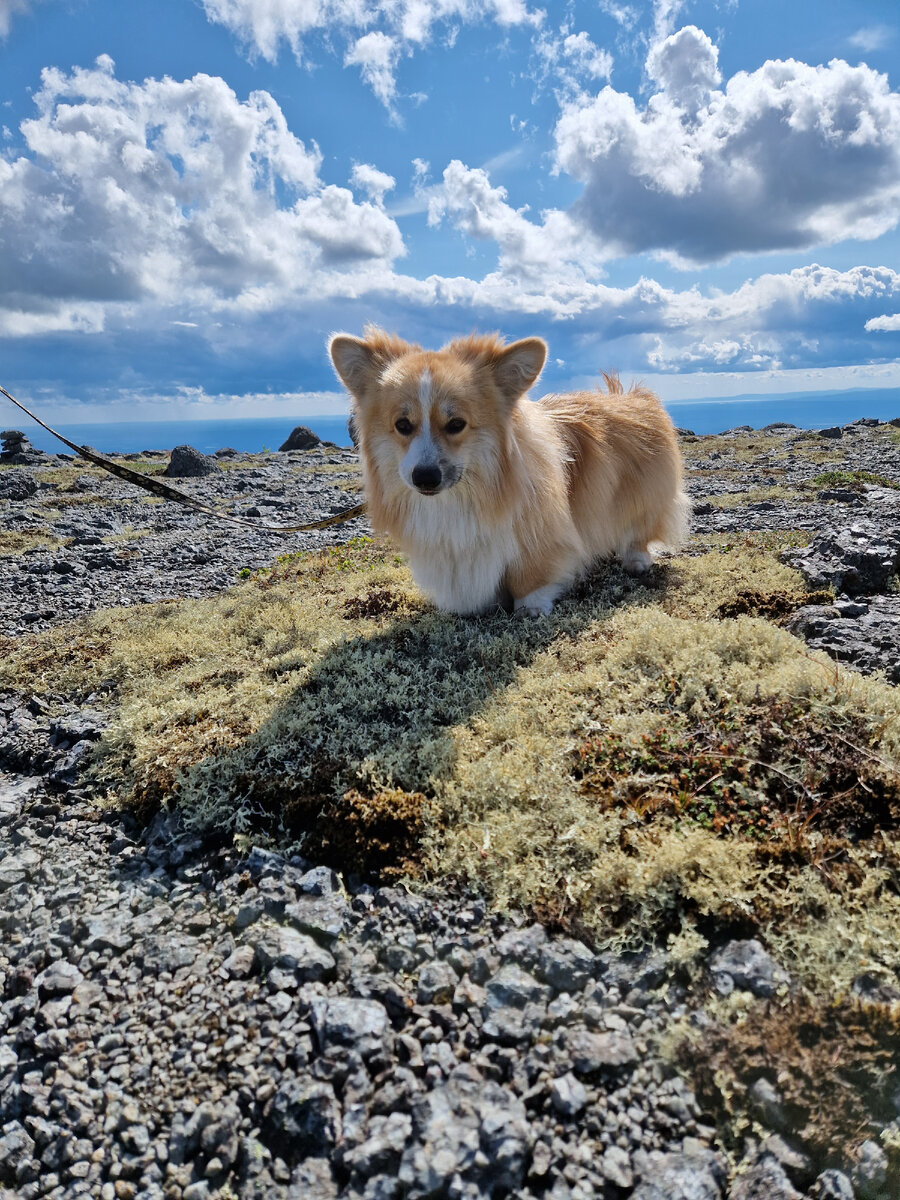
812,468,899,491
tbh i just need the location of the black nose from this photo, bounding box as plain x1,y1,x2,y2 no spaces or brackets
412,465,442,492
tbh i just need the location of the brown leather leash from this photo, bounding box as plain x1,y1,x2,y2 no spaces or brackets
0,384,367,534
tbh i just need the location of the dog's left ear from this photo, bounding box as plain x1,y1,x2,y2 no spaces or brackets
492,338,547,404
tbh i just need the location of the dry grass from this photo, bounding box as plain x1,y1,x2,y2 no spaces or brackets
708,486,804,510
0,528,69,556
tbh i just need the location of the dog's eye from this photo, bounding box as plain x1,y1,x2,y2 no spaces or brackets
395,417,414,435
445,418,466,434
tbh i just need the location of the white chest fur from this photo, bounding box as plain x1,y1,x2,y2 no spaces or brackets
399,496,518,614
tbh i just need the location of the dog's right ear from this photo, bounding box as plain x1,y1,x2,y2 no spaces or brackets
329,326,415,397
329,334,376,398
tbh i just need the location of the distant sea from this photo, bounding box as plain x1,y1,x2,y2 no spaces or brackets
12,387,900,455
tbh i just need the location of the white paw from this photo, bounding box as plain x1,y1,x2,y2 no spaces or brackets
621,549,653,574
513,585,560,616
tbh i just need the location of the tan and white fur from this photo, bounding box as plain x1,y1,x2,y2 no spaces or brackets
329,327,689,616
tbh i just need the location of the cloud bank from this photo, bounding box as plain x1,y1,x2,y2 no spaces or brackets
0,57,405,336
555,31,900,263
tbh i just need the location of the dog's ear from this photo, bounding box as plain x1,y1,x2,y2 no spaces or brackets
329,334,377,397
329,326,416,397
492,338,547,404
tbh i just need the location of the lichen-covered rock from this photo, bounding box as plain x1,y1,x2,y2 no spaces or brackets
783,522,900,596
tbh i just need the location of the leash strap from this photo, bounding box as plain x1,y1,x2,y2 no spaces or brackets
0,384,367,534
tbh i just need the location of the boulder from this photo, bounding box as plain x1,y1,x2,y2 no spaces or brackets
279,425,320,451
163,444,218,477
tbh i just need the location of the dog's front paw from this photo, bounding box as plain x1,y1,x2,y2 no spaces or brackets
513,584,560,617
621,548,653,574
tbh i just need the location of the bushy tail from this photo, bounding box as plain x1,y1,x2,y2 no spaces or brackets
655,490,691,551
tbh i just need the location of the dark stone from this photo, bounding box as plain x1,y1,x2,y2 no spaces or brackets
279,426,320,451
163,444,217,477
631,1147,726,1199
783,523,900,596
818,426,843,438
708,940,789,997
264,1080,341,1159
727,1155,802,1199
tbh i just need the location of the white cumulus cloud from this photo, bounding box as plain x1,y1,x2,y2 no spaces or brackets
351,162,396,203
0,57,405,335
865,312,900,331
425,159,603,289
554,33,900,263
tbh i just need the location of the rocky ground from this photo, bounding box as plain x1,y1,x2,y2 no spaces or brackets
1,417,899,1200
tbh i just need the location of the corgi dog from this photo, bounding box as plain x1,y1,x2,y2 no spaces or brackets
329,327,689,615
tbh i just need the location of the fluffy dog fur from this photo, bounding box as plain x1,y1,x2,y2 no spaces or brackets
329,326,689,615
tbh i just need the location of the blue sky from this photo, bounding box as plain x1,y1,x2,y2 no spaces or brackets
1,0,899,422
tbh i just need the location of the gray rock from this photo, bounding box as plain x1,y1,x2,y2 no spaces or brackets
0,471,37,500
34,960,84,995
288,1157,339,1197
81,913,134,953
0,1120,36,1185
400,1068,532,1198
416,960,459,1006
601,1144,634,1188
343,1113,413,1177
708,940,790,997
757,1134,814,1187
284,895,349,942
632,1147,726,1200
746,1077,790,1132
484,963,551,1009
783,523,900,596
564,1027,639,1075
223,943,257,977
851,1139,888,1200
496,922,547,967
297,865,341,895
537,938,596,993
788,594,900,685
253,925,336,981
310,997,391,1059
550,1073,588,1117
264,1080,341,1158
0,845,40,889
819,426,843,438
727,1155,802,1199
810,1170,856,1200
164,444,218,477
